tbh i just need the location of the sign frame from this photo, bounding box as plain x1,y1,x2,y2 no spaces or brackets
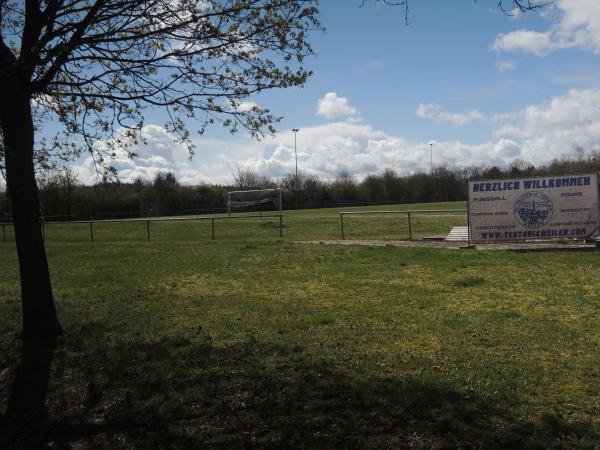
467,172,600,244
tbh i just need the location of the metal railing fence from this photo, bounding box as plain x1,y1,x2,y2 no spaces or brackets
0,208,469,244
0,214,284,243
339,209,468,240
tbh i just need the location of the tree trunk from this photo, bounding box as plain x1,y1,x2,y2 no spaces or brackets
0,79,62,340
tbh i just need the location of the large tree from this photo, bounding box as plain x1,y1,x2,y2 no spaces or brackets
0,0,319,340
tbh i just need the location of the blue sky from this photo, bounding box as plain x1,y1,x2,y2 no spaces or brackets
70,0,600,185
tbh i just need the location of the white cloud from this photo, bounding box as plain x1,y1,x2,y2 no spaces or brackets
72,125,196,185
509,7,525,19
493,88,600,162
491,29,558,56
416,103,485,127
491,0,600,55
236,88,600,180
69,89,600,186
229,101,258,113
491,111,519,122
233,123,398,179
496,60,517,72
71,124,270,186
232,123,527,181
317,92,358,119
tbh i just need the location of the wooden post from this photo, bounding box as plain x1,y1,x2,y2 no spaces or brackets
2,224,5,243
90,222,94,242
467,202,472,246
340,213,344,240
211,218,215,240
279,215,283,238
407,212,413,241
146,220,150,241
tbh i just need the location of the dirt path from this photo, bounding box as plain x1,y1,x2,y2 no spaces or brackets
297,239,600,252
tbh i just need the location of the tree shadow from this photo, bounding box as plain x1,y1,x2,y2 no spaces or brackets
0,337,57,449
1,328,598,449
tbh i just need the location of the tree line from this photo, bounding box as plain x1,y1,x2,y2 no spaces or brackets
2,152,599,222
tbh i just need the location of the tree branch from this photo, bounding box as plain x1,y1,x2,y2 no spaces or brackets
33,0,106,91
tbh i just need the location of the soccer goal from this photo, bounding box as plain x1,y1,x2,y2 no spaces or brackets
226,189,282,215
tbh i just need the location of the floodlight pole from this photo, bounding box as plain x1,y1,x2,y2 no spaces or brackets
429,142,433,174
279,189,282,213
292,128,299,191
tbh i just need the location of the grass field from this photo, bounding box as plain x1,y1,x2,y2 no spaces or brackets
1,201,600,448
1,201,468,243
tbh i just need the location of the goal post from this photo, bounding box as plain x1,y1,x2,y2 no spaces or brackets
226,189,283,216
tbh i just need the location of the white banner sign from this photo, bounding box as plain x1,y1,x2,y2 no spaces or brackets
468,173,599,243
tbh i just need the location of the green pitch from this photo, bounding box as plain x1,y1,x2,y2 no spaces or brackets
1,201,599,448
1,201,468,243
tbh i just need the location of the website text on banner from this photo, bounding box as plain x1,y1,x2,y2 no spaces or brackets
468,173,599,243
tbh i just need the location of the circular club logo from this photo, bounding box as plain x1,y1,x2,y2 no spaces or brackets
514,191,553,229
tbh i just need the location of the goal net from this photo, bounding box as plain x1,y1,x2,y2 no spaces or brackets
226,189,282,215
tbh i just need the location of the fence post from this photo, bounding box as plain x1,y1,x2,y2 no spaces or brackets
2,224,5,243
340,213,345,240
279,215,283,238
407,212,413,241
467,204,472,246
146,220,150,241
211,218,215,240
90,222,94,243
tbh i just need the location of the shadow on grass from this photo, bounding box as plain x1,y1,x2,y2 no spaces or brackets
1,337,57,449
1,326,597,449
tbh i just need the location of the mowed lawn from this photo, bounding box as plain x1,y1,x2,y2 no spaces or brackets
1,204,600,448
0,201,468,244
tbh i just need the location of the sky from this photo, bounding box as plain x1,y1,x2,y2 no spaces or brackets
68,0,600,186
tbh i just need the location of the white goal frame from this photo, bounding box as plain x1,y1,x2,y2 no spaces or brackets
226,189,283,216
